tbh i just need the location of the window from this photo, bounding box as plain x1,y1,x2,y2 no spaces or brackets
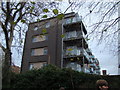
34,26,38,31
32,34,48,42
31,47,48,56
29,62,47,70
44,47,48,55
45,22,50,28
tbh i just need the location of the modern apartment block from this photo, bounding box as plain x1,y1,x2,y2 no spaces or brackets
21,12,100,74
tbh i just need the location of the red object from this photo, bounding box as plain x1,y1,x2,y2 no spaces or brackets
102,70,107,75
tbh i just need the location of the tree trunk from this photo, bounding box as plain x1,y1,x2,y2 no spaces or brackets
2,49,12,88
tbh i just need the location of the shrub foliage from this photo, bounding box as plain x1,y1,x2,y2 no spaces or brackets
10,64,120,89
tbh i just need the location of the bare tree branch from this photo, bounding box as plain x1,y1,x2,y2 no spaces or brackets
64,2,74,13
13,2,26,21
0,43,6,52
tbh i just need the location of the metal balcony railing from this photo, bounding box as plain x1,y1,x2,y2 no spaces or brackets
63,47,82,58
63,16,82,25
63,31,83,41
63,48,91,62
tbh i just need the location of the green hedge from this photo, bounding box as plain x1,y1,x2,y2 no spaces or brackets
10,65,120,89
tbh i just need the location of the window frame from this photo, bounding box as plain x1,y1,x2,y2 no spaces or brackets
31,47,48,56
29,62,47,70
32,34,48,43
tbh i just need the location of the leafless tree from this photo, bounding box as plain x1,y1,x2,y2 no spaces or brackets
0,1,62,87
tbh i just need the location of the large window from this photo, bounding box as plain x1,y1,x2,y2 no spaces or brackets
29,62,47,70
31,47,48,56
32,34,48,42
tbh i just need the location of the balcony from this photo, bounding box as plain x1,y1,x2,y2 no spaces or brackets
63,47,91,61
95,66,100,70
92,59,99,64
84,68,90,73
63,16,82,25
63,31,83,41
66,62,82,72
63,46,82,58
89,55,95,59
89,58,94,63
83,64,91,73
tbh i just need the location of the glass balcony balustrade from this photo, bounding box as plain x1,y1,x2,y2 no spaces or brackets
94,65,100,70
63,46,82,58
89,58,93,63
66,62,82,72
84,68,90,73
63,31,83,41
93,71,97,74
82,64,91,73
63,16,82,25
89,63,96,67
63,47,92,62
89,55,95,59
92,59,99,64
